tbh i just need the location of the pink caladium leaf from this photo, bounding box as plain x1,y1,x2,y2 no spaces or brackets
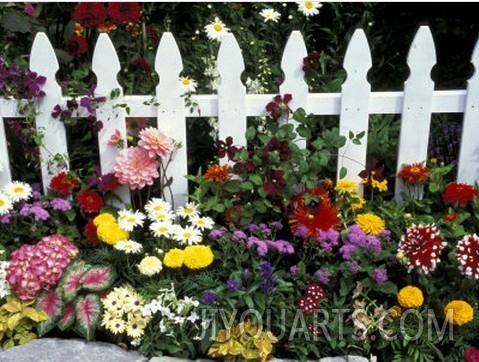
58,260,90,303
74,293,102,341
57,301,76,331
79,265,117,292
35,289,65,336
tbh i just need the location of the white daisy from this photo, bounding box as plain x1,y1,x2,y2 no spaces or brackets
190,216,215,231
0,193,13,216
260,8,281,23
117,209,146,231
176,202,200,219
150,209,176,223
3,181,32,202
179,76,198,93
296,1,322,17
204,17,230,42
173,225,203,245
145,197,173,217
149,221,174,238
114,240,143,254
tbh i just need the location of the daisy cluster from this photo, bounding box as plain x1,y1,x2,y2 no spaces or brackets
0,181,33,216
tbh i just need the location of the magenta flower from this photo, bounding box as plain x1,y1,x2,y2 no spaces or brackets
114,146,159,189
138,126,174,159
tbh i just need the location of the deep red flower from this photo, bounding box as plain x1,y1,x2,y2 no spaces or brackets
73,2,107,29
302,51,321,73
358,158,385,184
84,218,100,247
76,190,104,214
398,224,447,274
266,94,292,122
465,347,479,362
263,169,286,196
442,212,458,222
456,234,479,280
297,295,317,315
129,57,152,77
442,181,479,207
305,283,327,301
224,205,243,225
216,136,242,160
261,137,291,162
397,162,430,185
108,2,141,25
65,33,88,58
289,186,340,238
49,171,80,196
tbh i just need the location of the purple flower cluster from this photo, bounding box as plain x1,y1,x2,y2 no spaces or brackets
0,57,46,100
339,224,385,260
201,290,218,305
259,261,277,295
226,278,240,292
316,228,340,252
316,269,331,285
372,268,388,285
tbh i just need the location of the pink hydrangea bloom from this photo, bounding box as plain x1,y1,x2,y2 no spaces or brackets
6,234,78,300
114,146,159,189
138,127,174,159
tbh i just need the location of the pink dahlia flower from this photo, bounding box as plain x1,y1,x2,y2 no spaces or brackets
114,146,159,189
138,127,174,159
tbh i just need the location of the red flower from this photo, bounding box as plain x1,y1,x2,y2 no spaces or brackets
456,234,479,280
263,169,286,196
215,136,242,161
442,181,479,206
266,94,292,122
398,224,447,274
302,51,321,73
465,347,479,362
108,2,141,25
129,57,152,77
204,164,230,184
49,171,80,196
73,2,107,29
397,162,430,185
224,205,243,225
84,218,100,247
261,137,291,162
76,190,104,214
297,295,317,315
442,212,458,222
289,186,340,238
358,158,385,184
305,283,327,301
66,33,88,58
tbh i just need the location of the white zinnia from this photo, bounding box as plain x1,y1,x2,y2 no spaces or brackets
204,17,230,42
296,1,322,17
3,181,32,203
260,8,281,23
179,76,198,93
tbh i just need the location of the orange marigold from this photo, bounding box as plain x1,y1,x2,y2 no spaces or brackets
204,164,230,184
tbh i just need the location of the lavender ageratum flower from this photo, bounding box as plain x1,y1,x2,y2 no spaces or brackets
372,268,388,285
232,230,247,241
268,221,283,230
317,228,340,252
244,223,259,233
226,278,240,292
365,235,382,253
201,290,218,305
290,265,298,275
348,261,360,274
50,197,72,211
259,261,277,294
347,224,367,248
209,227,227,239
292,224,308,238
30,204,50,221
316,269,331,285
272,239,294,254
339,243,357,261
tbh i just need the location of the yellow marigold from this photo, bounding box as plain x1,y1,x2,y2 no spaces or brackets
138,256,163,276
183,245,214,269
444,300,474,326
163,248,185,268
93,212,116,227
389,305,402,318
369,178,388,192
97,221,129,245
204,164,230,184
397,285,424,308
335,179,358,194
355,213,386,235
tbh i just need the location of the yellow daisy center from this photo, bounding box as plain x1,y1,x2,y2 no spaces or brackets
305,2,313,9
214,24,223,32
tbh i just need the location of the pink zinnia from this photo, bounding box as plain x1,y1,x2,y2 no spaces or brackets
114,146,159,189
138,127,174,159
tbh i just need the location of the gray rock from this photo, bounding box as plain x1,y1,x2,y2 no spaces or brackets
0,338,148,362
318,357,369,362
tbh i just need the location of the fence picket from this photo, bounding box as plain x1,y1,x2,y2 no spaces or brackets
457,36,479,184
0,111,11,188
217,33,247,152
338,29,372,193
155,32,187,208
394,26,436,201
29,32,66,193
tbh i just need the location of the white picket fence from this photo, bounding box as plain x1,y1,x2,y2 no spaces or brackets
1,25,479,207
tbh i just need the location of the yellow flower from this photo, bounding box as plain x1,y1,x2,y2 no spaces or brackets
397,286,424,308
355,213,386,235
96,221,129,245
350,194,365,210
163,248,185,268
389,305,402,318
183,245,214,269
138,256,163,276
444,300,474,326
335,179,358,193
369,178,388,192
93,212,116,227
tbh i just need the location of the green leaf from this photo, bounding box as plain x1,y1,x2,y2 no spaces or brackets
2,12,32,33
74,294,102,341
245,126,256,141
339,166,347,179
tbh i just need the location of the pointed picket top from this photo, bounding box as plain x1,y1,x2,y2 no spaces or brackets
29,32,66,193
457,35,479,183
155,32,187,207
338,29,372,193
395,25,436,202
92,33,130,205
217,33,246,150
280,30,308,148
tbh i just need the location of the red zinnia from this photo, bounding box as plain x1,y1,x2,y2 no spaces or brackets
84,218,100,247
66,33,88,58
76,190,104,214
397,162,430,185
49,171,80,196
442,181,479,207
73,2,107,29
456,234,479,280
289,186,340,238
108,2,141,25
398,224,447,274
